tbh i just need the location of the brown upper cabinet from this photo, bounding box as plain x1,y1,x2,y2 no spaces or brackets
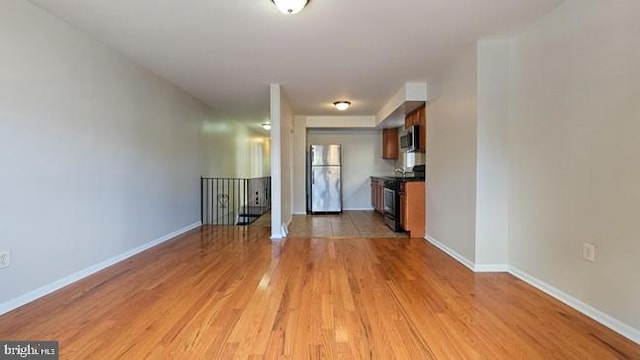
404,105,426,152
404,109,419,128
382,127,398,159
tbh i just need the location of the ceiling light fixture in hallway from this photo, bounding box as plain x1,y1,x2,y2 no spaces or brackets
333,101,351,111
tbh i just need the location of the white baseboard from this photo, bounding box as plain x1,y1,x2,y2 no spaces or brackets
509,266,640,345
0,221,201,316
425,235,475,271
425,235,507,272
271,223,283,239
271,218,293,240
474,264,509,272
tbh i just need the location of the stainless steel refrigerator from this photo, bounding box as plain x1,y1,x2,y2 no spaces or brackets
308,144,342,213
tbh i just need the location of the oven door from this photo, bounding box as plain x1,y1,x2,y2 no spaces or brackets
383,187,395,215
383,187,402,232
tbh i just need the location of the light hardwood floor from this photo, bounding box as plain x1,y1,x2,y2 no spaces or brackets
1,226,639,359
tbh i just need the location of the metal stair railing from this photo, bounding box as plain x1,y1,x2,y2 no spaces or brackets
200,176,271,226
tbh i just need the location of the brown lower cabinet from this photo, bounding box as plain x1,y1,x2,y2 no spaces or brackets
399,187,407,229
370,177,385,213
399,182,425,238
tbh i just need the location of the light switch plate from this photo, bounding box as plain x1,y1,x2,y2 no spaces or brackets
0,251,10,269
582,243,595,262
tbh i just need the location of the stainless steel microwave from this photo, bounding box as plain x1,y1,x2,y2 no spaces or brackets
400,125,420,152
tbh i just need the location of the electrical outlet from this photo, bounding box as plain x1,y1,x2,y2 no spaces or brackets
0,251,10,269
582,243,595,262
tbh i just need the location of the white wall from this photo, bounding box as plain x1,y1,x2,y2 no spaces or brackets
507,0,640,331
426,45,478,263
202,120,270,178
269,84,293,238
426,0,640,340
0,1,206,306
293,116,307,214
269,85,282,237
281,96,294,228
307,129,395,210
426,39,510,270
475,38,510,268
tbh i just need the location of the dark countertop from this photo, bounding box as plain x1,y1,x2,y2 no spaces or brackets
370,175,425,182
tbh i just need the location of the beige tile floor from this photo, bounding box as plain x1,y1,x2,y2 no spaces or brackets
287,210,408,238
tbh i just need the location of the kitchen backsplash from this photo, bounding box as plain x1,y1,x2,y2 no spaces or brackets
396,151,425,172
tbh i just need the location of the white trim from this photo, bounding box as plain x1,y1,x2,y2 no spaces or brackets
424,235,475,271
508,266,640,345
293,211,307,215
269,83,282,240
0,221,201,316
424,236,507,272
474,264,508,272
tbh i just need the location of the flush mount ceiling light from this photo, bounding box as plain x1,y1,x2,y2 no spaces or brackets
271,0,309,15
262,122,272,131
333,101,351,111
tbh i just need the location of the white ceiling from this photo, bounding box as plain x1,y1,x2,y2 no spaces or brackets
28,0,564,125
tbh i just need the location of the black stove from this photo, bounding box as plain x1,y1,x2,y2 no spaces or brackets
383,179,401,190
